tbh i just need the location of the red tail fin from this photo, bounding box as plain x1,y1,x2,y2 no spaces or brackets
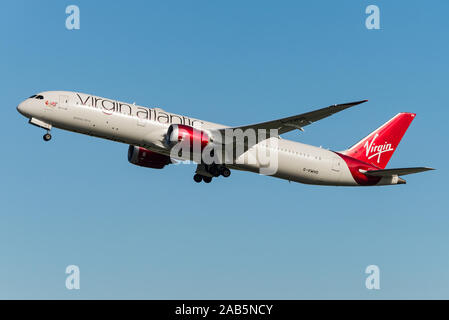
341,113,416,169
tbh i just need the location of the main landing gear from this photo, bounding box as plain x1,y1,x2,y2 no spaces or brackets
194,174,213,183
193,164,231,183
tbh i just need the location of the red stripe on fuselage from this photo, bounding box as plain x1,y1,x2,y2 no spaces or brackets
334,152,382,186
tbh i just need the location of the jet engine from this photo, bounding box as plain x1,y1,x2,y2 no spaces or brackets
127,145,171,169
165,124,210,151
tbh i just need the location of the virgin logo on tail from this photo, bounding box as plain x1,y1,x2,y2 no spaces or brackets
363,133,394,164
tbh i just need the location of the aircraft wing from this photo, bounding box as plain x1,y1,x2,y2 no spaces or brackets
361,167,435,177
216,100,368,136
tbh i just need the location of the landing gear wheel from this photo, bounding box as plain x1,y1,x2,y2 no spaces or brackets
203,176,212,183
43,133,52,141
221,168,231,178
193,174,203,183
209,165,220,177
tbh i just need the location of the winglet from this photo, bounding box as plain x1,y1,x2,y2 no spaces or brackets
352,99,368,105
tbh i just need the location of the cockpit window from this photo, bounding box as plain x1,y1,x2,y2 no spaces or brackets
28,94,44,99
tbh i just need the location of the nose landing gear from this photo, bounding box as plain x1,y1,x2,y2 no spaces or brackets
28,118,53,142
43,131,52,141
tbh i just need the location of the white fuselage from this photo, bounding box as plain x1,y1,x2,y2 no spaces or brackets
16,91,394,186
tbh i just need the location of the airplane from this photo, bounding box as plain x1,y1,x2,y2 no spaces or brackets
16,91,434,186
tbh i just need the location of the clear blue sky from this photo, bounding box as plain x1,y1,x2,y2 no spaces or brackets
1,0,448,299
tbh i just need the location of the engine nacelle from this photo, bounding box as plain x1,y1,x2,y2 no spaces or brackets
127,145,171,169
165,124,210,151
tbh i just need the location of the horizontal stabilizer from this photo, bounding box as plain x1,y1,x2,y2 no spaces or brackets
361,167,435,177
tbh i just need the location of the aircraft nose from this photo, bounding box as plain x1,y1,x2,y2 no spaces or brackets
17,101,28,117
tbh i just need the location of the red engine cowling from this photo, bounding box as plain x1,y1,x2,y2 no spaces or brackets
128,145,171,169
165,124,209,150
